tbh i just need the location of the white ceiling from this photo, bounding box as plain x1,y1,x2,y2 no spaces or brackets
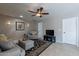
0,3,79,21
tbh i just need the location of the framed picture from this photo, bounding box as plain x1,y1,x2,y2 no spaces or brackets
16,22,25,31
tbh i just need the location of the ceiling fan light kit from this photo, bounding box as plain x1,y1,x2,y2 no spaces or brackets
36,13,41,16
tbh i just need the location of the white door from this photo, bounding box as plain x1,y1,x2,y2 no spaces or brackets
38,22,43,39
62,17,77,45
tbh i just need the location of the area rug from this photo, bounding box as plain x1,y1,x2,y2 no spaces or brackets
25,39,52,56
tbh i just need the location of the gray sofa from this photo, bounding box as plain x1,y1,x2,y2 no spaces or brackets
0,44,25,56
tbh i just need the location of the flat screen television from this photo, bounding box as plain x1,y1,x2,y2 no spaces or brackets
46,30,54,36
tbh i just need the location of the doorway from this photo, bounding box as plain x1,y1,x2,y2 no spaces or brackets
38,22,43,39
62,17,78,46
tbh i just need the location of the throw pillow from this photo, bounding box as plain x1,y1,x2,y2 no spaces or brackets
0,34,8,41
23,34,28,41
0,40,15,51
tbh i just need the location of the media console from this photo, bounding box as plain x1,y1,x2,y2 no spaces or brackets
44,35,56,43
44,30,56,43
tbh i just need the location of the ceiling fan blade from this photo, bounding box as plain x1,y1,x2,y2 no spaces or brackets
40,7,43,12
37,9,40,12
42,13,49,15
28,10,36,13
32,15,36,16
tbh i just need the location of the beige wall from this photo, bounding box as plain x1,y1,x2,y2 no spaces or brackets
0,14,37,40
42,15,64,43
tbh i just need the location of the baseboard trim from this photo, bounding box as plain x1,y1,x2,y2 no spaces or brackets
56,41,63,43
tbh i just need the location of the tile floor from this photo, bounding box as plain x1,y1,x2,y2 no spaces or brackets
39,43,79,56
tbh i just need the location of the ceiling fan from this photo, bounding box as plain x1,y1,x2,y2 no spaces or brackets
28,7,49,17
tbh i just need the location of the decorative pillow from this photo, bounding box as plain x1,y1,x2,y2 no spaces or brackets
23,34,28,41
0,40,15,51
0,34,8,41
31,31,37,35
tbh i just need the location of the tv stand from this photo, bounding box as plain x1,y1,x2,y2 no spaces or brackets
44,35,56,43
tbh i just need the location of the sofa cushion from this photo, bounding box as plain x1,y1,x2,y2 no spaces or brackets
0,45,25,56
0,40,15,51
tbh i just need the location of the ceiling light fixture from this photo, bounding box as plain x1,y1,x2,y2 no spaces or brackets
20,15,23,18
7,21,11,25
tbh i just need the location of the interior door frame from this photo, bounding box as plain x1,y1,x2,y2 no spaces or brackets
62,17,78,46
